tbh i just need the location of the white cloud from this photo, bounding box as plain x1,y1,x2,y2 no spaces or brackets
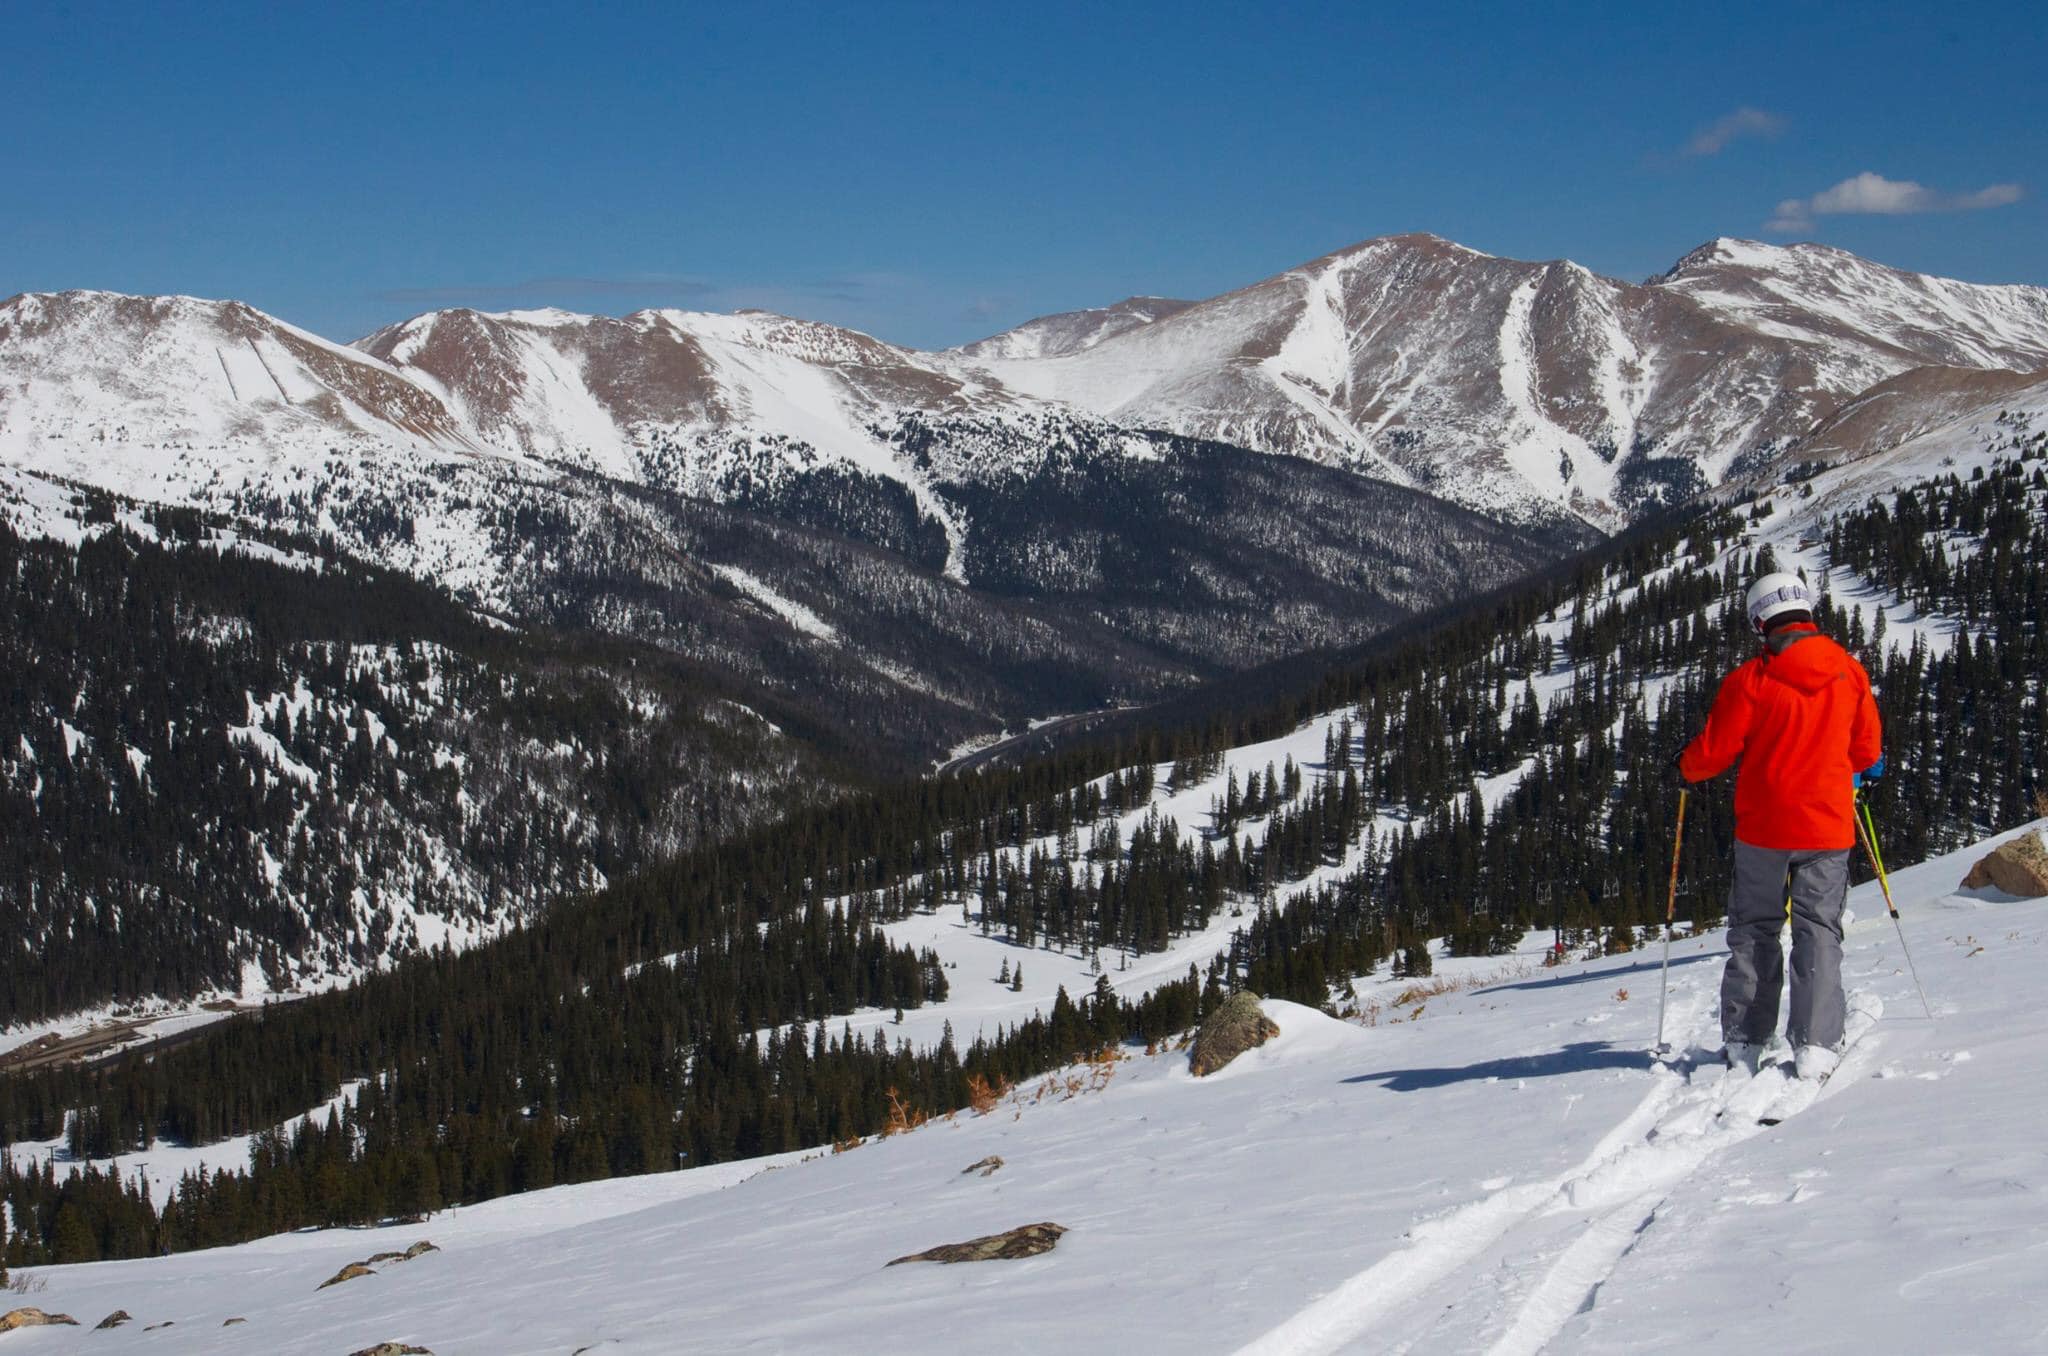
1768,171,2024,231
1683,107,1784,158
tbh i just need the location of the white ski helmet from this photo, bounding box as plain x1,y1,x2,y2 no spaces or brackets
1745,571,1811,633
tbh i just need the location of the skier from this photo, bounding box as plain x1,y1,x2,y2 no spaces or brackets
1676,571,1883,1079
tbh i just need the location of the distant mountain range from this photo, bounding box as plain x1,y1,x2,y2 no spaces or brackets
3,232,2044,1021
7,236,2047,539
2,234,2043,746
3,230,2043,757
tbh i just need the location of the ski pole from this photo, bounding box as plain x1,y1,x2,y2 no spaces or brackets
1854,794,1934,1019
1655,787,1688,1054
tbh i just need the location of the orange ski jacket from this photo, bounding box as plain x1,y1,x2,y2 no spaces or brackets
1679,624,1882,851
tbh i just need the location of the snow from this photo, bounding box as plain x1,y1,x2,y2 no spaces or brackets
1791,376,2048,525
708,563,838,641
1660,240,2048,374
14,823,2048,1353
5,1083,365,1205
227,720,318,786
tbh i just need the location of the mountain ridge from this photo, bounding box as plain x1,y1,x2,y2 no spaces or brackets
9,234,2045,544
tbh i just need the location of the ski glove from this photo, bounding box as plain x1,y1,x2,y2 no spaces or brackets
1666,748,1689,786
1853,753,1886,788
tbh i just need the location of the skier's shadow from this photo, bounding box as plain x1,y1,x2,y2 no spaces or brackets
1343,1041,1649,1092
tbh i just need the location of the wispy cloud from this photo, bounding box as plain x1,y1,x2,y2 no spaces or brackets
377,275,716,305
1683,107,1784,158
1767,171,2025,231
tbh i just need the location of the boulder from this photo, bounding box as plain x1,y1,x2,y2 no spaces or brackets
96,1310,134,1330
1189,991,1281,1076
0,1308,79,1331
888,1222,1067,1265
319,1262,377,1290
364,1240,439,1267
961,1155,1004,1177
225,1316,248,1326
1962,831,2048,897
347,1345,433,1356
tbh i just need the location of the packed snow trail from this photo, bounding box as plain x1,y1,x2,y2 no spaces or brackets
1236,985,1882,1356
1472,995,1881,1356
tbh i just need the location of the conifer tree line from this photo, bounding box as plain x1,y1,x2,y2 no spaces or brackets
3,450,2041,1268
1337,451,2045,954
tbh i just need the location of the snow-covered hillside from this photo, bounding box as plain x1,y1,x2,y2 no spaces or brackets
1652,237,2048,373
951,295,1193,361
0,290,485,500
10,824,2042,1354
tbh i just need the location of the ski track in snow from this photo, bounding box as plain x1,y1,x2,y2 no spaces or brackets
1239,983,1885,1356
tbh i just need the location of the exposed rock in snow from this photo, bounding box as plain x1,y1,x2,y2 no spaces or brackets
886,1221,1068,1265
318,1263,377,1291
1189,989,1282,1075
0,1307,79,1330
1962,829,2048,897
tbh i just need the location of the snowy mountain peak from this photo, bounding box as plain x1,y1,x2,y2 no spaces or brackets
0,289,479,504
952,295,1195,361
1649,237,2048,373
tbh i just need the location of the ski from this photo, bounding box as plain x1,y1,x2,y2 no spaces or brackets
1752,992,1885,1126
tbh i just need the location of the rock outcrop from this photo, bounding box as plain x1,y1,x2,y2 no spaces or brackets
962,1155,1005,1177
887,1222,1067,1265
1189,991,1281,1076
95,1310,133,1330
0,1308,79,1331
1962,831,2048,897
319,1262,377,1290
318,1240,439,1291
365,1241,440,1266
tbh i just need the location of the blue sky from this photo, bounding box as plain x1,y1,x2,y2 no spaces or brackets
6,1,2041,347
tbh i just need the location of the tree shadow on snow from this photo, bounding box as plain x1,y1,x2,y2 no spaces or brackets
1477,949,1718,995
1343,1040,1651,1092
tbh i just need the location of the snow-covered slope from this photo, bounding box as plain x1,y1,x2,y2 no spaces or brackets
1777,366,2048,518
354,304,1063,534
951,295,1193,360
14,824,2043,1354
1652,237,2048,374
0,290,486,502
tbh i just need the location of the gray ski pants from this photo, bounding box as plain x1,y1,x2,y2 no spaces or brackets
1721,841,1850,1050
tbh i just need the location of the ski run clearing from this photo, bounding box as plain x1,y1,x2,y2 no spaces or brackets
8,824,2045,1354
